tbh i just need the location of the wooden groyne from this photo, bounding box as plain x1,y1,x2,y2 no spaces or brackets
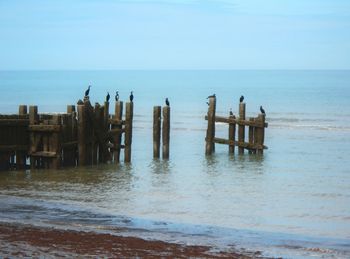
205,96,268,155
0,97,133,170
0,94,267,171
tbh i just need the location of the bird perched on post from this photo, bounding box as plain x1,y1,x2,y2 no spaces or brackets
207,94,216,99
165,98,170,106
106,92,110,102
229,108,233,116
240,95,244,103
130,91,134,102
260,106,266,115
115,91,119,101
85,85,91,97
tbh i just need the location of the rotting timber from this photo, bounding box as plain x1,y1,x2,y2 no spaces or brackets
0,97,133,170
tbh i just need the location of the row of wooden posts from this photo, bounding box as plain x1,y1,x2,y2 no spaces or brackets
0,96,267,171
0,97,135,170
205,96,268,155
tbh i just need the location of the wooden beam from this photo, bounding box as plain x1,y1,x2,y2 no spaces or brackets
205,115,268,128
211,137,268,150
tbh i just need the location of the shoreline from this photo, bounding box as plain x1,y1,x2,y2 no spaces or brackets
0,222,266,258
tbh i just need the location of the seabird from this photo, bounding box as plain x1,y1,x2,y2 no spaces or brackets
115,91,119,101
260,106,266,115
229,109,233,116
85,85,91,97
130,91,134,102
207,94,216,99
106,92,110,102
165,98,170,106
240,95,244,103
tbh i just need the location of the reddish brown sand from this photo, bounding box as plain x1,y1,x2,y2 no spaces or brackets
0,223,265,258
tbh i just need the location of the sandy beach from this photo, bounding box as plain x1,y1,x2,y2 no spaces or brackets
0,223,265,258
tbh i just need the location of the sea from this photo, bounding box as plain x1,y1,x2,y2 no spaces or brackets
0,70,349,258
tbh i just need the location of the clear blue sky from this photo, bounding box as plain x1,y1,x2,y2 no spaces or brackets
0,0,349,70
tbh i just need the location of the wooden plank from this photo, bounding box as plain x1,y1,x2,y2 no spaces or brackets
108,119,124,125
204,115,268,128
28,125,61,132
29,106,38,169
0,119,29,126
212,137,267,150
31,151,57,158
205,97,216,155
162,106,170,159
153,106,161,158
0,145,28,152
17,105,28,169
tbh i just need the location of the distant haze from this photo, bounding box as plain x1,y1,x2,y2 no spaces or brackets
0,0,349,70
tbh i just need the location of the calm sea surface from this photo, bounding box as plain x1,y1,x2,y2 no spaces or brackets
0,70,350,258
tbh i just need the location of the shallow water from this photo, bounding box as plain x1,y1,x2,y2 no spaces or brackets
0,70,350,258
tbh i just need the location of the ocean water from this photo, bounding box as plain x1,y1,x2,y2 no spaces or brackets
0,70,350,258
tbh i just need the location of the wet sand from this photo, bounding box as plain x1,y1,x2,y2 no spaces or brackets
0,223,265,258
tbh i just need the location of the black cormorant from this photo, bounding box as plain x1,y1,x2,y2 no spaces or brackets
240,95,244,103
130,91,134,102
165,98,170,106
229,109,233,116
260,106,266,115
106,92,110,102
115,91,119,101
85,85,91,97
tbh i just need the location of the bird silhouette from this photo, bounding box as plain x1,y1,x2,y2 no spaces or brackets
207,94,216,99
85,85,91,97
229,109,233,116
130,91,134,102
260,106,266,115
106,92,110,102
240,95,244,103
165,98,170,106
115,91,119,101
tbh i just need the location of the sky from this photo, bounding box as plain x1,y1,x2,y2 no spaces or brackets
0,0,349,70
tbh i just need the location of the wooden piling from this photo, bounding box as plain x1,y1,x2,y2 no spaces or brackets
205,97,216,155
17,105,27,169
29,106,38,169
162,106,170,159
153,106,161,158
124,102,133,163
50,115,61,169
248,118,255,154
256,114,266,154
238,103,246,154
228,114,236,154
77,103,86,166
113,101,123,163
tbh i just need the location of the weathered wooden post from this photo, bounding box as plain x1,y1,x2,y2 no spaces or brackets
93,103,100,164
17,105,27,169
50,115,61,169
124,102,133,162
205,97,216,155
248,118,255,154
104,101,109,129
162,106,170,159
238,102,246,154
113,101,123,163
153,106,161,158
29,106,38,169
256,114,266,154
65,105,76,166
228,114,236,154
77,101,86,166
